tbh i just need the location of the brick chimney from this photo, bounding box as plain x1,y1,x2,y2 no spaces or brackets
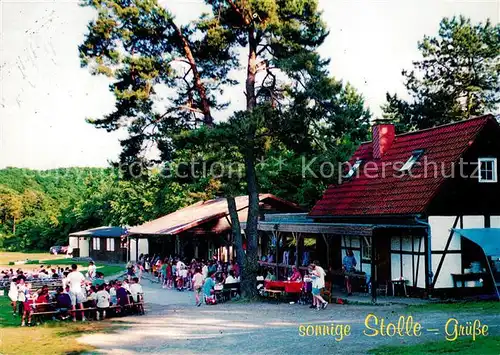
372,123,395,159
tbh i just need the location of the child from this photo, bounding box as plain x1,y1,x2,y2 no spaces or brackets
203,272,216,305
95,284,110,320
21,283,33,326
108,281,117,305
192,268,204,307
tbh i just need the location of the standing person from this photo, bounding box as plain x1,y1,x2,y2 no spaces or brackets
161,259,168,288
192,267,204,307
126,261,135,282
310,261,328,310
343,249,357,296
8,277,18,315
87,261,97,280
16,277,27,316
67,263,87,322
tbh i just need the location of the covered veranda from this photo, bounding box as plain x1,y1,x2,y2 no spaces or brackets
452,228,500,300
254,213,427,302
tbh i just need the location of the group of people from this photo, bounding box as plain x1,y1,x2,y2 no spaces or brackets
5,262,144,326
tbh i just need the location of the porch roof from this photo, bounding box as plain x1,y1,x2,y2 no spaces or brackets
69,226,127,238
453,228,500,256
249,213,425,236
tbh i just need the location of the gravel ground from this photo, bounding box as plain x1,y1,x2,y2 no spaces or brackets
77,281,500,355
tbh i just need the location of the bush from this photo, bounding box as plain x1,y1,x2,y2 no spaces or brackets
26,260,39,265
8,262,14,265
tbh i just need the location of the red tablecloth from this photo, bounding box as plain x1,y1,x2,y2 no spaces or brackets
264,280,303,293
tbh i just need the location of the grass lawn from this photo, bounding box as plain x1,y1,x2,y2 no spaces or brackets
369,336,500,354
0,252,65,266
0,295,122,355
407,301,500,313
0,252,125,278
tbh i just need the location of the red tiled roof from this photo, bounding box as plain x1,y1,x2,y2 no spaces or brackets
309,115,497,217
129,194,300,235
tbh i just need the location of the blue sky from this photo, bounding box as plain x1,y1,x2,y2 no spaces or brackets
0,0,498,170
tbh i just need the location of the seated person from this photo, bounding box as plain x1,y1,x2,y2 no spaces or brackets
108,282,117,305
92,272,105,287
224,270,239,284
265,269,276,281
129,277,143,303
95,284,110,320
289,266,302,282
115,282,130,307
55,286,72,319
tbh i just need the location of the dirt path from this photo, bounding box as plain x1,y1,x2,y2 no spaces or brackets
77,281,500,355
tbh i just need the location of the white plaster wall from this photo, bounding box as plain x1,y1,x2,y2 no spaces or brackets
490,216,500,227
402,254,412,280
414,254,425,288
139,239,149,256
462,216,484,229
68,236,78,248
432,253,461,288
79,237,89,257
391,254,400,279
429,216,460,251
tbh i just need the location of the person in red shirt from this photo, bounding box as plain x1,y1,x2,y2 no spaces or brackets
289,266,302,282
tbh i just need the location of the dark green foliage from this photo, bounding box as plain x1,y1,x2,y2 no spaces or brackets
383,16,500,132
0,167,216,251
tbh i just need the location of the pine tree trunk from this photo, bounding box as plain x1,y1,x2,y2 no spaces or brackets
12,217,16,234
236,26,260,298
243,148,260,297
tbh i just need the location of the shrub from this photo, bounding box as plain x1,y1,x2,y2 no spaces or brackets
26,260,39,265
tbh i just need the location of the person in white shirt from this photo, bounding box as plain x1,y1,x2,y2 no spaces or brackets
8,277,18,315
86,261,97,280
202,263,208,280
67,264,87,321
192,268,204,306
176,260,186,276
224,270,239,284
310,261,328,310
95,284,110,320
122,279,131,293
129,277,143,303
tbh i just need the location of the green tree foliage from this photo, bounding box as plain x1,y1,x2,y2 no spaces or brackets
80,0,371,296
383,16,500,132
0,167,216,251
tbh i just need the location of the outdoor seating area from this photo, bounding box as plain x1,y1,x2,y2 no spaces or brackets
2,263,145,326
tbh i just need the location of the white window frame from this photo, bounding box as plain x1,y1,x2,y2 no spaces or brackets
92,238,100,250
106,238,115,252
478,158,498,183
400,149,424,172
344,159,363,179
362,237,372,262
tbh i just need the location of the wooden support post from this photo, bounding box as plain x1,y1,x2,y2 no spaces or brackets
371,232,377,303
431,216,459,288
135,237,139,262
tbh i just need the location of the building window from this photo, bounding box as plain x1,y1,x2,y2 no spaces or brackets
478,158,497,183
106,238,115,251
92,238,100,250
400,149,425,172
344,159,363,179
362,237,372,262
